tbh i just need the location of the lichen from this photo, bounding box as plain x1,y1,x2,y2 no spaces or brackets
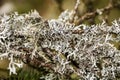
0,10,120,79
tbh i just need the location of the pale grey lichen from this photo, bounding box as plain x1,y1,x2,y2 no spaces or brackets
0,10,120,80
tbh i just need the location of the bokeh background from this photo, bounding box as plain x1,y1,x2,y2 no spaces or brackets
0,0,120,79
0,0,120,20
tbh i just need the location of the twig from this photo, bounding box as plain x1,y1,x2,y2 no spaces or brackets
76,1,113,25
70,0,80,23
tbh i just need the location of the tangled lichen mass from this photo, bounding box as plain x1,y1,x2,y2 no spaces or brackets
0,10,120,79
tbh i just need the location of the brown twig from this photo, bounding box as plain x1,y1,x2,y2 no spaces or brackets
70,0,80,23
76,1,113,25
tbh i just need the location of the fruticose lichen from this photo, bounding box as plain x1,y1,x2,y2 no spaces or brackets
0,10,120,80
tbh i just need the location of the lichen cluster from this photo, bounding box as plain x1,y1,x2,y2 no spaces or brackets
0,10,120,79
